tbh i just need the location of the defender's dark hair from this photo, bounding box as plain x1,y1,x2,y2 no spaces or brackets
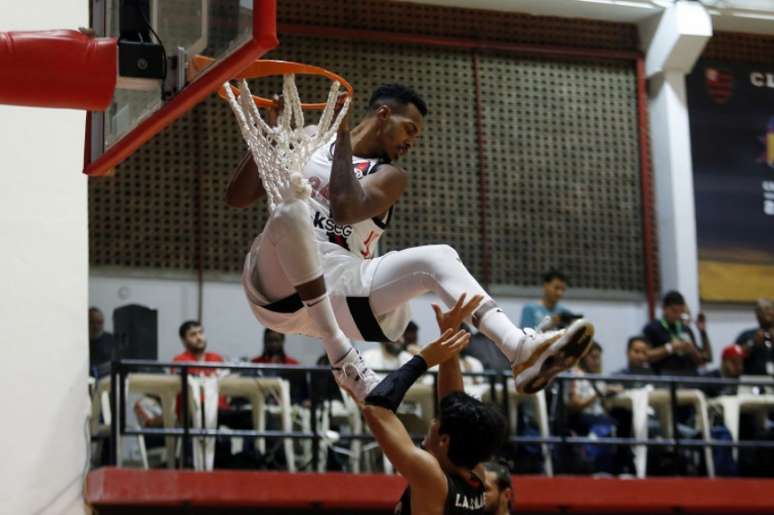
542,269,568,284
439,392,506,469
179,320,201,339
662,290,686,308
483,460,512,492
405,320,418,333
627,335,648,351
368,84,428,116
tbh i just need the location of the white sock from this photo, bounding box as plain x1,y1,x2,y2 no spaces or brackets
477,308,525,364
303,293,352,363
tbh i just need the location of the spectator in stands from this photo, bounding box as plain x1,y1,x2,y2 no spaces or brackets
466,328,510,372
614,336,657,386
519,269,570,330
362,335,414,374
172,320,229,409
135,321,228,465
454,324,486,389
250,328,309,405
566,341,622,473
642,291,706,376
402,320,420,355
89,307,117,375
735,298,774,376
701,344,744,398
482,460,513,515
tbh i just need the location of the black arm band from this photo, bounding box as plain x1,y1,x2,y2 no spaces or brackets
365,355,428,412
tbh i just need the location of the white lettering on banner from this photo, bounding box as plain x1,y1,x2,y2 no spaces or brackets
750,72,774,88
764,182,774,216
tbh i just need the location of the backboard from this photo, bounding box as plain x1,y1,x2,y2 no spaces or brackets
85,0,277,176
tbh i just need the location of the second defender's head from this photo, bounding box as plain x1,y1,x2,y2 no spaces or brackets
424,392,506,470
366,84,427,162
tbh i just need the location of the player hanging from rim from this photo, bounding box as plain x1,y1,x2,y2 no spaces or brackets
363,293,505,515
227,83,595,401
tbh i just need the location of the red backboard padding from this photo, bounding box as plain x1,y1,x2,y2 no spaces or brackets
0,30,117,111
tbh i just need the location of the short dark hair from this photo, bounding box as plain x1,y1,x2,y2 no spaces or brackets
542,269,567,284
588,340,602,354
627,335,648,351
484,460,512,492
439,392,506,469
405,320,418,333
263,328,285,341
662,290,685,307
179,320,201,339
368,84,428,116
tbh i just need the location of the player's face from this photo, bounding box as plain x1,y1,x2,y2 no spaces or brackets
423,418,448,460
378,103,423,161
482,470,503,514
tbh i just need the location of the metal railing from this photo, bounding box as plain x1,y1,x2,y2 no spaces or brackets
95,359,774,473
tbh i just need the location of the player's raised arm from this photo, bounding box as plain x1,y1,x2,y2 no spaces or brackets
225,95,286,208
362,327,470,493
433,293,484,400
225,151,266,208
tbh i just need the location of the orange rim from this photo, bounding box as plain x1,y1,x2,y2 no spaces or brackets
192,55,352,110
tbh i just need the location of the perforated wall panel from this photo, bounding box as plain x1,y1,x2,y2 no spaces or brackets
89,1,647,292
276,0,638,51
90,111,199,271
479,56,642,290
703,31,774,64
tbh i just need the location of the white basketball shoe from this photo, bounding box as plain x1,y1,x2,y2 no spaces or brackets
511,319,595,394
331,348,381,403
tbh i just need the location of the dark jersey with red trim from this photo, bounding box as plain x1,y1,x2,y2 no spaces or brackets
394,470,485,515
302,138,392,259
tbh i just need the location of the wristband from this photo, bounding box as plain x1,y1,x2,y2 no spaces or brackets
365,355,428,412
665,343,674,355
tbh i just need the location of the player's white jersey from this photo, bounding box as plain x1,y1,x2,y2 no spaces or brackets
302,139,392,259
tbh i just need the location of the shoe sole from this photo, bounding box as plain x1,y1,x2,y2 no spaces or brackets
513,319,595,395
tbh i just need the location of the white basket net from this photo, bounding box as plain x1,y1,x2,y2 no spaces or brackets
223,74,351,213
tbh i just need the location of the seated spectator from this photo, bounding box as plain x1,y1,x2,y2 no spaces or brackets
614,336,657,388
482,460,514,515
456,324,486,388
466,328,510,372
250,328,309,405
642,291,705,376
735,298,774,376
565,342,622,473
701,344,744,398
89,307,117,375
519,269,573,330
402,320,420,355
172,320,228,410
361,337,414,375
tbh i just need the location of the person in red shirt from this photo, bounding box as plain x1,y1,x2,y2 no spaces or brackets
251,328,309,405
136,321,230,447
172,320,228,410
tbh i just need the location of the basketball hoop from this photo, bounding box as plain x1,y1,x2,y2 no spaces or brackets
194,55,353,213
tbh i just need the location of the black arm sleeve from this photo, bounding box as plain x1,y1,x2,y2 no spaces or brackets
365,355,428,412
